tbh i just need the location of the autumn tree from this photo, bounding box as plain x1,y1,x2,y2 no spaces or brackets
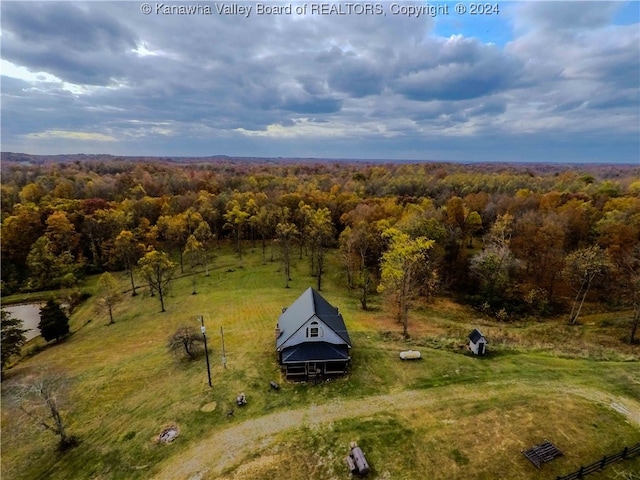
251,205,276,264
1,310,28,371
340,219,387,310
243,195,262,247
339,226,358,289
613,246,640,343
26,236,78,290
193,220,213,275
113,230,145,296
224,201,250,266
395,198,446,242
441,197,482,286
18,181,46,205
558,199,597,251
26,237,58,289
340,201,400,309
193,190,222,246
157,213,190,273
38,299,70,343
183,232,202,263
81,208,126,271
5,370,77,450
563,246,611,325
96,272,123,325
276,222,299,288
0,205,43,291
607,243,640,344
595,199,640,321
44,211,80,256
377,228,434,339
511,211,566,303
308,207,335,291
138,249,175,312
296,201,313,260
470,214,516,315
595,198,640,252
183,234,205,294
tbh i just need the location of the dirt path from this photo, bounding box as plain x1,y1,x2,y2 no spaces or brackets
152,383,640,480
568,387,640,426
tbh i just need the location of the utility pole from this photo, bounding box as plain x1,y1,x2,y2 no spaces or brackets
198,315,212,387
220,326,227,369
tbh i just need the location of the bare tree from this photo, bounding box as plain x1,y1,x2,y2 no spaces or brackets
167,326,205,359
96,272,123,325
563,246,611,325
5,370,77,450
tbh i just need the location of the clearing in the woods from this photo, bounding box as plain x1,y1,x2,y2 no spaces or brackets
2,248,639,480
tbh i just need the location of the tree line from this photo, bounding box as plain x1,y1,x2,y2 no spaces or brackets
1,158,639,342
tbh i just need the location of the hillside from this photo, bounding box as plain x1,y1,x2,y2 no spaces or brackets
1,248,639,479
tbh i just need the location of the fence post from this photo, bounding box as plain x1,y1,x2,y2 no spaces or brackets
553,443,638,480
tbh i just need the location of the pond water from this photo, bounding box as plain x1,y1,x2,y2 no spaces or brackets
2,303,42,341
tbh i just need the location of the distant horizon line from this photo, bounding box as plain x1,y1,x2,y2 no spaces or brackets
2,151,639,168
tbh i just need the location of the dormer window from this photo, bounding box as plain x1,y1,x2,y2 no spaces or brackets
307,321,322,338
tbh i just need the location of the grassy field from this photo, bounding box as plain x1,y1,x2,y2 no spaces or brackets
1,246,639,480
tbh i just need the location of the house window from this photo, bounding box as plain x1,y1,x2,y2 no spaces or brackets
307,321,322,338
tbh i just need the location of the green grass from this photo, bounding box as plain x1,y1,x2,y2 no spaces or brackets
217,392,639,480
2,245,639,480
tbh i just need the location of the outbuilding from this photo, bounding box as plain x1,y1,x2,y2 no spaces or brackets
275,287,351,380
468,328,488,355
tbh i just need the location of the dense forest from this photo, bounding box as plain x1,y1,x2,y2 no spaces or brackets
1,155,639,339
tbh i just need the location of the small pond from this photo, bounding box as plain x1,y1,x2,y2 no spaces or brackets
2,303,43,341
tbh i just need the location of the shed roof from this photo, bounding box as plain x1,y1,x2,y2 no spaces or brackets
468,328,486,343
276,287,351,349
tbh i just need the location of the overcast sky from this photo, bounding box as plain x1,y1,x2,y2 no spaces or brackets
1,1,639,163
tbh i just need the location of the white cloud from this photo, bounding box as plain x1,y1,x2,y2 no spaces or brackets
26,129,117,142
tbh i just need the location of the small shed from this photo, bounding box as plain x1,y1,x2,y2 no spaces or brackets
468,328,487,355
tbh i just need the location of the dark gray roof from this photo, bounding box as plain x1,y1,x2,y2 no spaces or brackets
281,342,349,363
276,287,351,349
469,328,486,343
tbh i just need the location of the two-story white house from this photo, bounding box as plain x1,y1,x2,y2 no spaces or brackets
275,287,351,379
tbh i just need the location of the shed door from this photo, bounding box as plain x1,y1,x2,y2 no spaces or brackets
478,343,485,355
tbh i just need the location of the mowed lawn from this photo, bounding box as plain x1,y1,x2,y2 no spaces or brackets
1,247,639,480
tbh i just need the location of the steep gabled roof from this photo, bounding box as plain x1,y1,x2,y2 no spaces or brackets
276,287,351,349
468,328,486,343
